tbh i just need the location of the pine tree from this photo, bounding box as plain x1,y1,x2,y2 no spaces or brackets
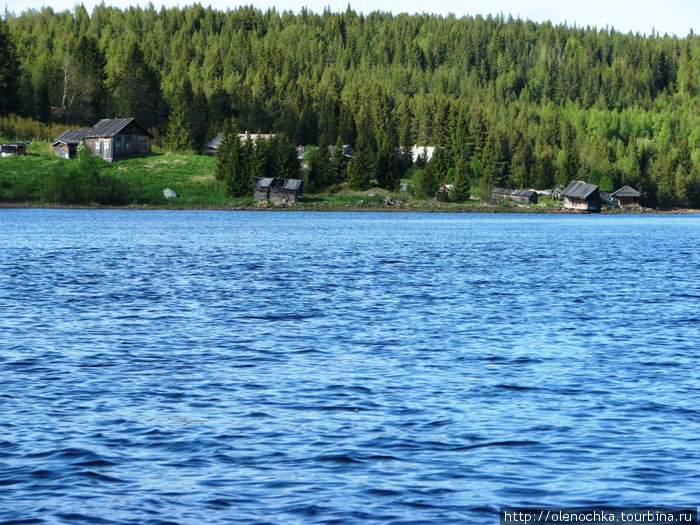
329,137,347,185
111,41,165,132
375,135,399,190
164,78,196,153
451,154,471,202
347,132,372,191
416,158,439,198
0,17,20,116
63,35,108,124
305,146,329,193
215,118,238,182
273,134,299,180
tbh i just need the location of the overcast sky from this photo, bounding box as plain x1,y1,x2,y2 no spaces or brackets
4,0,699,37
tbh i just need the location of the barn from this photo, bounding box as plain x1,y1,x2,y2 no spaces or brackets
82,118,152,162
254,178,303,204
611,185,642,207
1,142,30,156
561,180,601,212
492,187,538,204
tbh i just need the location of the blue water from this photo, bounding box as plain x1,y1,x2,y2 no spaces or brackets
1,209,699,524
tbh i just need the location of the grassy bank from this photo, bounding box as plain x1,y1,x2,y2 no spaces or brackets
1,141,237,208
1,140,667,213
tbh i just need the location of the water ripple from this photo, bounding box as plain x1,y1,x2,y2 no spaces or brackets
1,210,699,523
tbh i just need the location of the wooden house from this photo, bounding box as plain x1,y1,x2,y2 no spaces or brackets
1,142,29,156
254,178,303,204
83,118,152,162
328,144,354,159
561,180,601,212
52,129,90,158
492,187,538,204
411,144,435,164
611,185,642,207
204,131,275,155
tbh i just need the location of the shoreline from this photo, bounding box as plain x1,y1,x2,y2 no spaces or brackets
1,201,698,214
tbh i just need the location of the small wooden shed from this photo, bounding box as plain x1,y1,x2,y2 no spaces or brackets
52,129,90,158
492,187,538,204
611,185,642,207
254,178,303,204
0,142,29,156
561,180,601,212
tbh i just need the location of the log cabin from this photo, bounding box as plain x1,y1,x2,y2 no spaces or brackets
561,180,601,212
52,129,90,158
254,178,303,204
611,185,642,207
82,118,152,162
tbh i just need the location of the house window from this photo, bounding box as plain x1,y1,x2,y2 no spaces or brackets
139,139,147,151
115,137,121,151
125,139,131,151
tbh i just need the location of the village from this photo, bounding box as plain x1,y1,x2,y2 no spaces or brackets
2,116,645,212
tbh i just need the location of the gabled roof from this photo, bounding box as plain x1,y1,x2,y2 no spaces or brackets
283,179,303,191
52,128,90,145
206,132,223,150
84,118,152,139
255,178,275,188
205,131,275,151
612,185,641,198
562,180,599,200
255,178,303,191
492,187,537,198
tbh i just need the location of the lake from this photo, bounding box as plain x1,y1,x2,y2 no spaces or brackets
1,209,699,524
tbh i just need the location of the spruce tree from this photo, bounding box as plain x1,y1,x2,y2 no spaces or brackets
417,158,439,199
111,41,165,132
347,132,372,191
375,136,399,190
329,137,347,185
0,17,19,116
305,146,329,193
223,135,249,198
164,78,196,153
451,155,471,202
215,118,240,189
273,134,300,180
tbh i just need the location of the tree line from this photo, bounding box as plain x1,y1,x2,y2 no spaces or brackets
1,6,699,206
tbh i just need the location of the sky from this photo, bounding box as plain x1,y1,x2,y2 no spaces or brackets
4,0,699,37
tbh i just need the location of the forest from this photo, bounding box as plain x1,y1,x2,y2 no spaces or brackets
1,5,699,207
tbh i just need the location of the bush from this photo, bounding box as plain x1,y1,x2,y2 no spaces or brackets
41,146,133,205
0,114,76,141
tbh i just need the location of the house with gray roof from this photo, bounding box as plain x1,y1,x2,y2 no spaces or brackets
611,185,642,207
53,118,152,161
83,118,152,161
204,131,276,155
52,129,90,158
561,180,601,212
492,187,538,204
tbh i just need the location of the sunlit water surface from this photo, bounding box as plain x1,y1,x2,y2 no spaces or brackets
1,209,699,524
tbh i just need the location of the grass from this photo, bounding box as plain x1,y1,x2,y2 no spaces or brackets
1,140,568,212
0,141,235,208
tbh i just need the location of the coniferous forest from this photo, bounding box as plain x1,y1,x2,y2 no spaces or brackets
1,5,699,207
